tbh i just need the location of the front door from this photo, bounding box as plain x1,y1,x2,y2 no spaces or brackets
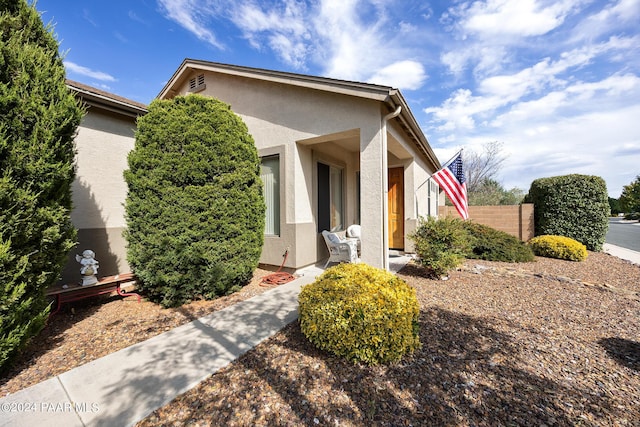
388,167,404,249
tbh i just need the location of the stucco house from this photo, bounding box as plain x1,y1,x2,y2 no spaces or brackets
60,80,146,284
158,60,441,271
61,60,441,283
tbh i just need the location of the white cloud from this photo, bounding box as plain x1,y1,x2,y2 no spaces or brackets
64,61,116,82
157,0,223,49
367,60,427,90
230,0,310,68
572,0,640,41
454,0,580,38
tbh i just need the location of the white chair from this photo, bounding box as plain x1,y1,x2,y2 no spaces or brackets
346,224,361,255
321,230,358,268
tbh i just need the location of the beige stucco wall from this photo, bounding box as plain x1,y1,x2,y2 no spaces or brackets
60,107,137,283
163,69,439,270
170,72,392,269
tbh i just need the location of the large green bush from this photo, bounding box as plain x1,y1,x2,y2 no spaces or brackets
299,263,421,365
462,221,535,262
0,0,83,372
409,216,471,277
524,174,609,251
124,95,265,307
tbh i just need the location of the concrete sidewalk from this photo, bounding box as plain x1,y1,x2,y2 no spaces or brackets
0,268,320,427
0,257,413,427
603,243,640,265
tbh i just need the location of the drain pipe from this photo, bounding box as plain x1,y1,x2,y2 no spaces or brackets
382,105,402,271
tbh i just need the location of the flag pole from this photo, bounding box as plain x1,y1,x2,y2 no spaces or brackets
438,148,464,171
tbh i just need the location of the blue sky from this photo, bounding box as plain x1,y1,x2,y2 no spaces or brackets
37,0,640,198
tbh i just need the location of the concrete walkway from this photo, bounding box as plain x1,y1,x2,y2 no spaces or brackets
0,257,412,427
603,243,640,265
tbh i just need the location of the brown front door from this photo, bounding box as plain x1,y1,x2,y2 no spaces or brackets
388,167,404,249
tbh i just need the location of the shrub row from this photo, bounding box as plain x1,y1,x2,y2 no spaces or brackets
408,216,535,277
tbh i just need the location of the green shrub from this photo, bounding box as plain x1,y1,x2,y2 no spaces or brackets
0,0,83,372
462,221,535,262
528,235,588,261
408,216,471,277
124,95,265,307
624,212,639,221
298,263,421,365
524,174,609,251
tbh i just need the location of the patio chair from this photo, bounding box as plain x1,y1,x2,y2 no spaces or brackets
346,224,362,255
321,230,359,268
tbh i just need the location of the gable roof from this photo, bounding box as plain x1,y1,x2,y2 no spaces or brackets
159,59,440,169
67,80,147,118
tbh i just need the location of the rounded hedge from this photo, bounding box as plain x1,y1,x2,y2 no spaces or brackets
528,235,588,261
298,263,421,365
524,174,609,251
124,95,265,307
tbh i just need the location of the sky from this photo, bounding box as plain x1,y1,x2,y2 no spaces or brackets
36,0,640,198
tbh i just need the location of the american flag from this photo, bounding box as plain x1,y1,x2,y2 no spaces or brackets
432,151,469,219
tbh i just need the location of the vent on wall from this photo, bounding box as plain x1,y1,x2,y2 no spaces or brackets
188,74,206,92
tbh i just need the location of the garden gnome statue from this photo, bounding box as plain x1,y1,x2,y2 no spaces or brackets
76,249,99,286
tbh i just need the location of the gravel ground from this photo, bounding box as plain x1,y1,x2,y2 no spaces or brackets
2,253,640,426
0,268,274,396
138,253,640,427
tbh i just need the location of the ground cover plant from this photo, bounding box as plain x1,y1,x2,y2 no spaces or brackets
124,95,265,307
462,221,535,262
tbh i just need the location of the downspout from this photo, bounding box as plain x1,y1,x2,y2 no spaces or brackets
382,105,402,271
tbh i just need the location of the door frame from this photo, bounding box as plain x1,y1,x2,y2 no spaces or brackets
388,167,404,250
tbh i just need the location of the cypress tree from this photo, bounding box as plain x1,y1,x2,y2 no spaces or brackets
124,95,265,307
0,0,83,371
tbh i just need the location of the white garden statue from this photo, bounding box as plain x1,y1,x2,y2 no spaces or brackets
76,249,99,286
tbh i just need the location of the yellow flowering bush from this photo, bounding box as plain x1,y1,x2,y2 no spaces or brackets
528,235,588,261
298,263,421,365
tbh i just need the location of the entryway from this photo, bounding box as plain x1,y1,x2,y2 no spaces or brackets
388,167,404,249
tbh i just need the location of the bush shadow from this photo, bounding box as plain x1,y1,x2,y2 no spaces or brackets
598,337,640,371
197,306,621,426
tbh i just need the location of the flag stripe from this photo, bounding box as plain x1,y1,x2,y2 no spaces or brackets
432,152,469,219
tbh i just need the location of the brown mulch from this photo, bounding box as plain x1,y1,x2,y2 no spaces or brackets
3,253,640,426
138,253,640,427
0,268,275,396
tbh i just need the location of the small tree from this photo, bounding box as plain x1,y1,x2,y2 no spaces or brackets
1,0,83,371
619,175,640,213
524,174,609,251
124,95,265,307
464,141,507,193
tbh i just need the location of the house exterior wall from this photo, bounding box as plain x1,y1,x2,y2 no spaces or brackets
439,204,535,241
167,71,396,269
59,107,137,284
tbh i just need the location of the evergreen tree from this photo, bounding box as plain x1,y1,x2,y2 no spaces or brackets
619,175,640,213
124,95,265,307
0,0,83,371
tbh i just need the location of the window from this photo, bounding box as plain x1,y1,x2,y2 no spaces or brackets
317,162,344,232
261,156,280,236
